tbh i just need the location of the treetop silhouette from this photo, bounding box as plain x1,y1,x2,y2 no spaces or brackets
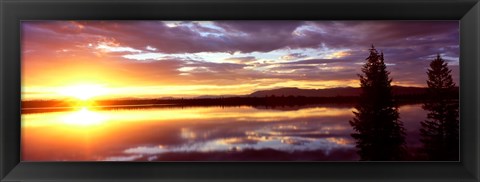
350,45,406,161
420,53,459,161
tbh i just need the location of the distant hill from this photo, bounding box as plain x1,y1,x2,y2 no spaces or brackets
249,86,430,97
195,95,242,99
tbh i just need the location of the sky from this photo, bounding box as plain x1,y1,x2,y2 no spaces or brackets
21,21,459,100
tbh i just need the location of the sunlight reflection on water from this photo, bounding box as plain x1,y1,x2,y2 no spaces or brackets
21,104,426,161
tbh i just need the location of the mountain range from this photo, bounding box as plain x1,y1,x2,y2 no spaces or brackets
248,86,429,98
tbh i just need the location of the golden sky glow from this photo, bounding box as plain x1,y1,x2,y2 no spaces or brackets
57,84,110,100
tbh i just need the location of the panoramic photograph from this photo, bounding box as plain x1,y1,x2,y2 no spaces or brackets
21,21,459,161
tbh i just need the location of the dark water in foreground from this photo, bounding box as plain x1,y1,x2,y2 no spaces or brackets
21,104,427,161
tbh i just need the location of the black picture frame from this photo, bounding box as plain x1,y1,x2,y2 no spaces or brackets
1,0,479,181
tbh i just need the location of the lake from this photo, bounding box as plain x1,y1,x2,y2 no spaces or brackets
21,104,427,161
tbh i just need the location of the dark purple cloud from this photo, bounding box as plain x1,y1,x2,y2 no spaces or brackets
282,59,348,65
24,20,459,55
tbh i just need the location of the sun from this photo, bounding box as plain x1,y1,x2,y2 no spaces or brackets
57,84,109,100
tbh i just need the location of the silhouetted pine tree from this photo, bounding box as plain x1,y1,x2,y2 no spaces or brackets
420,54,459,161
350,45,406,160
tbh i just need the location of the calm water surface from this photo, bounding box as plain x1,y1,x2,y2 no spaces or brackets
21,104,426,161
